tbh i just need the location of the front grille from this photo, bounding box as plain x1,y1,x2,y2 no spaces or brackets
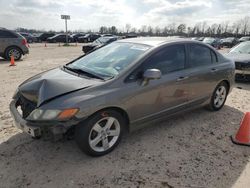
17,94,37,119
235,61,250,70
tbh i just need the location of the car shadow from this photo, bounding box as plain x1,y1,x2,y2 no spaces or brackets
0,58,9,63
0,58,23,64
0,105,249,187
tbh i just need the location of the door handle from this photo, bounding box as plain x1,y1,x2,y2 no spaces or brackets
176,76,189,82
211,68,218,72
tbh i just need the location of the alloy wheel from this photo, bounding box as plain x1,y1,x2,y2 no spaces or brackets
214,85,227,108
88,116,120,152
8,49,21,60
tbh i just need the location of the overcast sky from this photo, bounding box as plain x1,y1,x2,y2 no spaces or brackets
0,0,249,31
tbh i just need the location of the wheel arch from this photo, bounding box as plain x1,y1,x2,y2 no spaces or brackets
90,106,130,132
220,79,230,92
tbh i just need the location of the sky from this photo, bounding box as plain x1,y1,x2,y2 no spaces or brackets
0,0,249,31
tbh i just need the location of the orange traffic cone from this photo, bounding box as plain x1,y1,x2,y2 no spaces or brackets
231,112,250,146
9,56,16,66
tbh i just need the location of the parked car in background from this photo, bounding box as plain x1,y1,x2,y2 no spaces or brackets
198,37,205,41
78,33,101,43
220,37,238,48
239,36,250,43
102,34,114,37
226,41,250,81
36,32,55,42
19,32,36,43
47,34,73,43
70,33,85,42
191,37,199,41
82,36,118,53
0,28,29,60
10,37,234,156
203,37,221,49
125,34,137,38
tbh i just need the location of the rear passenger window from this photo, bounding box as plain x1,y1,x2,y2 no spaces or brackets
0,30,17,38
189,44,213,67
142,44,186,75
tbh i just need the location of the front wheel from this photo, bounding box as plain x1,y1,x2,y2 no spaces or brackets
75,110,125,156
208,82,228,111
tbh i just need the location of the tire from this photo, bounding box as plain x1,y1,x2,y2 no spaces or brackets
208,82,228,111
5,47,22,60
75,110,125,156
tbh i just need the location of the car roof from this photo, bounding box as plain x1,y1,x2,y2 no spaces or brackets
119,37,192,47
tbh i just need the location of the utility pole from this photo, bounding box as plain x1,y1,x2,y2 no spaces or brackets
61,15,70,44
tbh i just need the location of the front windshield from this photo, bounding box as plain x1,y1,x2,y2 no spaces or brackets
67,42,150,79
229,42,250,54
93,37,108,45
240,37,250,40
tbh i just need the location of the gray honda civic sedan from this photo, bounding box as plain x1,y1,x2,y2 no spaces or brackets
10,37,235,156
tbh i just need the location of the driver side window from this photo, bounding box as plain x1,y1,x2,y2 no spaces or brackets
126,44,186,82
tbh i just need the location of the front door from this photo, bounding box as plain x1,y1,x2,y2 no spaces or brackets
123,44,190,124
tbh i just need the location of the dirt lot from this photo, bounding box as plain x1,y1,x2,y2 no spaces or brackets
0,43,250,188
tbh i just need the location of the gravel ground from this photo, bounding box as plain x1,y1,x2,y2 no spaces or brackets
0,43,250,188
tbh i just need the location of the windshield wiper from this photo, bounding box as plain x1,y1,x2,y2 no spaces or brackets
63,65,105,80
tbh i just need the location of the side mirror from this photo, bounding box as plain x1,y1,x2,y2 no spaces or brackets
141,69,161,86
143,69,162,80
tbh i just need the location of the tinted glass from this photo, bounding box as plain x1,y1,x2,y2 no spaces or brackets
189,44,212,67
142,45,186,74
0,30,17,38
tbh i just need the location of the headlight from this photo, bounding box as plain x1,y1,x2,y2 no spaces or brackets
27,108,79,121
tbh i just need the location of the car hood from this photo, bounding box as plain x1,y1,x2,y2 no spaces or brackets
18,68,101,106
226,53,250,63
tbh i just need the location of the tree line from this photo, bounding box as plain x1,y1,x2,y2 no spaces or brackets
16,16,250,38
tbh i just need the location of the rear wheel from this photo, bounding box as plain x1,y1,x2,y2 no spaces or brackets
5,47,22,60
75,110,125,156
208,82,228,111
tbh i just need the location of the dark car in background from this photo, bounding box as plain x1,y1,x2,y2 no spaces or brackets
226,41,250,81
47,34,73,43
10,37,234,156
82,36,118,53
239,36,250,43
203,37,221,49
78,33,101,43
0,28,29,60
19,32,36,43
220,37,238,48
36,32,55,42
70,33,85,42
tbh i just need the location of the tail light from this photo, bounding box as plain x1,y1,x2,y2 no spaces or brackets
22,39,27,46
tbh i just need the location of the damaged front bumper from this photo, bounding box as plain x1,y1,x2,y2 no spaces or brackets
9,100,80,141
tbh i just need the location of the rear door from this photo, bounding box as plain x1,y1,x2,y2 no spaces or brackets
186,43,222,104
